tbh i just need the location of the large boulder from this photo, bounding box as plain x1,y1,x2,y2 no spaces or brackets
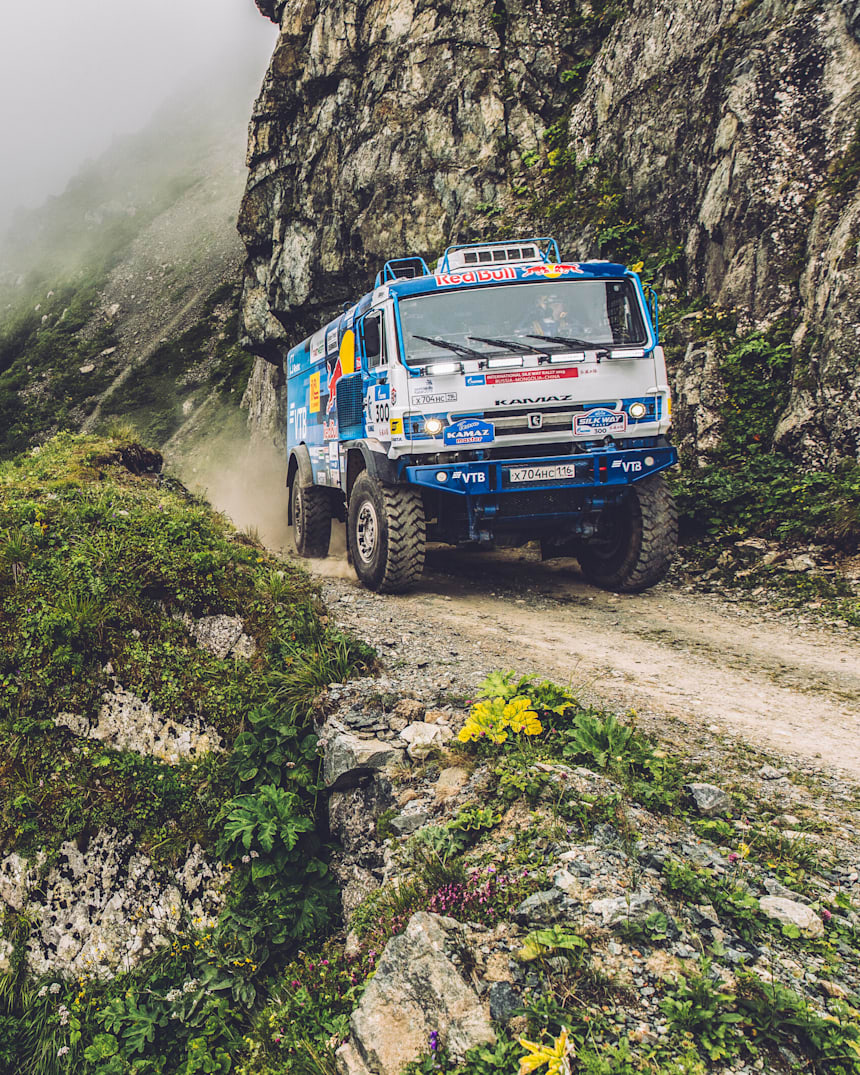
336,912,494,1075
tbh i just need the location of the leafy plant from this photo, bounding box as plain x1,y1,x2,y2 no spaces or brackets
660,961,744,1062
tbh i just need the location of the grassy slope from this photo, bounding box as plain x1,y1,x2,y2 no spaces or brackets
0,432,371,1074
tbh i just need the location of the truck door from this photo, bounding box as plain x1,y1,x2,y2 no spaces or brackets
358,310,393,443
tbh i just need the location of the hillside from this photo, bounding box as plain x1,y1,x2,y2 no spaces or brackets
0,431,371,1072
0,60,258,466
1,432,858,1075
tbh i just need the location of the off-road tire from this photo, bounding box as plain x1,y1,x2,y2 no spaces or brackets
347,473,425,593
291,480,331,558
576,473,677,593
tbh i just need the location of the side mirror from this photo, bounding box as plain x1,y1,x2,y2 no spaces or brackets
647,287,659,339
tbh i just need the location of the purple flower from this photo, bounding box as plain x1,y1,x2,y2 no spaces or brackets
429,1030,440,1052
822,908,832,923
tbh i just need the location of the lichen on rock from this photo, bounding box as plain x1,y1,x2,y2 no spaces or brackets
55,682,224,765
0,833,228,980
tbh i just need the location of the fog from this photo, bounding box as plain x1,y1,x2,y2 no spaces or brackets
0,0,277,235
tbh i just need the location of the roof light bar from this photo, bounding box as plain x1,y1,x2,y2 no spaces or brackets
427,361,461,376
609,347,647,359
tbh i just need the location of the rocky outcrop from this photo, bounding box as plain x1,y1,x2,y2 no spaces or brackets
336,912,495,1075
55,682,224,765
0,835,228,980
241,0,860,463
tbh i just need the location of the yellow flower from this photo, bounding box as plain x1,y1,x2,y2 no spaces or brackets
518,1028,573,1075
738,842,751,860
630,261,644,273
506,697,542,736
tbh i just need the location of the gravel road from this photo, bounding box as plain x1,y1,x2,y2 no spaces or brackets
306,525,860,783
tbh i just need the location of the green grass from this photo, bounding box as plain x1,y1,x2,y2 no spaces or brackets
0,431,375,1075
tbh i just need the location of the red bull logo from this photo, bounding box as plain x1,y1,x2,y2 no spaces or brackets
435,267,517,287
521,263,583,278
326,329,356,414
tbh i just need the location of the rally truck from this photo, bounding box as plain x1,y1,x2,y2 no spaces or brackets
284,237,678,593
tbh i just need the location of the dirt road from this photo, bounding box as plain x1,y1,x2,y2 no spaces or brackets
307,527,860,781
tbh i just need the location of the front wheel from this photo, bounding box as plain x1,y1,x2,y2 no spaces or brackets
291,480,332,558
347,473,425,592
576,474,677,593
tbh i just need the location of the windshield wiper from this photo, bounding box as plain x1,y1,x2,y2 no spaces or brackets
527,334,604,350
412,334,484,358
469,335,549,355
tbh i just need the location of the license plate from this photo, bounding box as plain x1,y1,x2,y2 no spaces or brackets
508,464,578,483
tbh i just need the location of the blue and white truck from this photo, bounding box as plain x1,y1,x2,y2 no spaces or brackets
284,238,678,593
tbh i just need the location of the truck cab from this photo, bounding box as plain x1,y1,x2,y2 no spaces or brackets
285,238,678,593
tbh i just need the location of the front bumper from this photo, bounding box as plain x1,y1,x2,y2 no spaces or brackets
404,445,677,496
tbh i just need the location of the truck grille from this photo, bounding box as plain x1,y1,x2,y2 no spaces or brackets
450,402,618,437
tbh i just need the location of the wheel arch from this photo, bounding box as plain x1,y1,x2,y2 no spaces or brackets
287,445,313,525
345,444,399,500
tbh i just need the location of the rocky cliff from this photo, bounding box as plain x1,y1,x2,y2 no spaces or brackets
239,0,860,463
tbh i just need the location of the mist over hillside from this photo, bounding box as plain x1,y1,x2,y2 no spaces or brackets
0,51,266,469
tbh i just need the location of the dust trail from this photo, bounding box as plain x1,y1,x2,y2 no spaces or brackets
166,423,292,553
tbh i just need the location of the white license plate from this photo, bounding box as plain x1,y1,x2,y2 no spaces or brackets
508,464,578,483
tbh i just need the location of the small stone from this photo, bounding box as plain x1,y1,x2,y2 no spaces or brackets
488,981,522,1023
759,897,824,938
758,764,786,780
685,783,732,817
434,767,470,802
514,888,578,926
589,893,661,928
79,363,95,374
389,809,430,836
399,721,451,760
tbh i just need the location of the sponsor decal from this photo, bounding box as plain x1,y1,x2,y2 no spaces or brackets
521,263,584,278
508,463,578,483
328,442,339,464
309,372,321,414
496,394,573,405
310,330,326,362
326,327,339,354
435,266,517,287
326,330,356,415
452,469,488,484
611,458,643,473
465,374,486,386
390,418,404,435
443,419,495,446
486,367,577,386
573,407,628,436
413,392,457,405
323,418,339,441
374,384,391,401
293,407,308,441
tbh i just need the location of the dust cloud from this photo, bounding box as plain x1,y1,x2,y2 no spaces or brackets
167,426,293,554
166,415,356,579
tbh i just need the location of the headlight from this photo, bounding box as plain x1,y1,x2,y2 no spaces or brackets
628,401,648,419
424,417,444,435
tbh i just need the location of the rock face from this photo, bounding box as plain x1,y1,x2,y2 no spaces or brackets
241,0,860,463
336,912,495,1075
0,835,228,980
55,683,224,765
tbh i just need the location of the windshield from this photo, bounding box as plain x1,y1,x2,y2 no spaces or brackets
397,279,647,364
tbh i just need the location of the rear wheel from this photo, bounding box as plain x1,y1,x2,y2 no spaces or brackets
576,474,677,593
347,473,425,592
291,480,331,558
